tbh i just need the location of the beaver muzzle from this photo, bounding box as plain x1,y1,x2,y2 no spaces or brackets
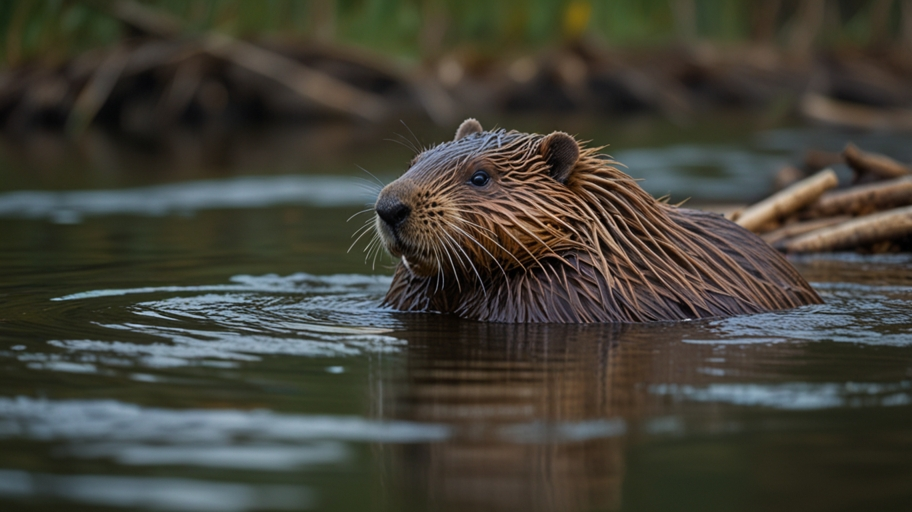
375,195,411,234
374,189,412,259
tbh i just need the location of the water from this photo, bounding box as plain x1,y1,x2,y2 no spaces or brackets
1,117,911,511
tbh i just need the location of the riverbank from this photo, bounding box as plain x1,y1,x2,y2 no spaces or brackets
3,2,912,138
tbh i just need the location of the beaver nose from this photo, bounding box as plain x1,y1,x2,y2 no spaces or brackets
376,196,411,231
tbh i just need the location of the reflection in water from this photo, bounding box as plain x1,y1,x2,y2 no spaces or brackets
370,285,912,511
373,321,662,512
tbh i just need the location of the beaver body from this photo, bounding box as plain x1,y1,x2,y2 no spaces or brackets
373,119,821,323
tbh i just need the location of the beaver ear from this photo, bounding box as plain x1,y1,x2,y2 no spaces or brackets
454,118,483,140
540,131,579,184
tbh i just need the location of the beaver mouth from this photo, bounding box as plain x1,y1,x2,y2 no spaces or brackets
376,217,437,276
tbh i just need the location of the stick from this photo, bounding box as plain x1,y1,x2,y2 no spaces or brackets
106,0,388,123
843,143,912,180
202,34,388,123
66,45,131,136
761,215,851,247
785,205,912,253
804,175,912,217
736,168,838,233
800,92,912,131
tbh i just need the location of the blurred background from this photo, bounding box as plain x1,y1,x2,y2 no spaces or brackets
1,0,912,191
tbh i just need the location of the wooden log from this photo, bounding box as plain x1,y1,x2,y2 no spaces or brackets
66,45,132,136
785,205,912,253
761,215,852,247
804,175,912,217
800,92,912,130
735,168,838,233
202,34,388,123
843,142,912,181
107,0,389,123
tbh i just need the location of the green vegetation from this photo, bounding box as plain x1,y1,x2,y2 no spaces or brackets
0,0,908,67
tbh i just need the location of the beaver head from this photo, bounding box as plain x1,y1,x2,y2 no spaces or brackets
375,118,591,279
372,119,820,323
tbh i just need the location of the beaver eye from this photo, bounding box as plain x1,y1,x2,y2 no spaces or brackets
469,170,490,187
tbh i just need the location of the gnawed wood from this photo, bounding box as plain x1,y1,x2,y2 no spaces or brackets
804,175,912,217
843,142,912,181
785,205,912,253
762,215,851,247
736,168,838,233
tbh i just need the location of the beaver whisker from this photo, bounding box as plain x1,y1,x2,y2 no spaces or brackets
440,229,487,298
350,217,379,254
385,135,421,155
433,243,445,295
347,207,377,223
350,217,377,239
348,224,376,254
447,218,515,277
434,231,463,293
399,120,425,153
353,174,384,191
440,225,489,297
355,165,386,188
364,233,382,267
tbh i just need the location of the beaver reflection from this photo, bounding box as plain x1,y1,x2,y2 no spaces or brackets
373,319,670,512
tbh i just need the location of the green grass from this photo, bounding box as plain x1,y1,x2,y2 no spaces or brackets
0,0,906,67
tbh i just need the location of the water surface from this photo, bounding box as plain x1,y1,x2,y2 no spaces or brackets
1,118,911,511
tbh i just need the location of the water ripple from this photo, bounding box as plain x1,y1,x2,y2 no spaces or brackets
0,175,371,224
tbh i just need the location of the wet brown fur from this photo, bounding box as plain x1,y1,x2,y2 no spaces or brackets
371,120,821,323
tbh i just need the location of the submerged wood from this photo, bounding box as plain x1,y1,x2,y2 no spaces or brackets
785,205,912,253
804,176,912,217
736,168,838,233
843,143,912,181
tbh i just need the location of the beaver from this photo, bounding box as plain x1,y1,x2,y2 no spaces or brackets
371,119,821,323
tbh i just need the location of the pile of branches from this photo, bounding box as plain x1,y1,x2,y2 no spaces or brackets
733,144,912,253
3,1,912,137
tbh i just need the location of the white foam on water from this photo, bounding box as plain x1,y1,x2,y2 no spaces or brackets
69,442,349,471
0,175,372,223
0,396,451,473
34,274,404,371
687,281,912,347
650,381,912,410
0,396,451,444
52,272,392,301
0,469,312,511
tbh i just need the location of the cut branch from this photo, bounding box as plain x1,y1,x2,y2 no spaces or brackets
736,168,838,233
761,215,851,247
785,205,912,253
843,142,912,181
804,175,912,217
202,34,388,123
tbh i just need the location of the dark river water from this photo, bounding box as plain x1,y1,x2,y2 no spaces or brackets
1,116,911,511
